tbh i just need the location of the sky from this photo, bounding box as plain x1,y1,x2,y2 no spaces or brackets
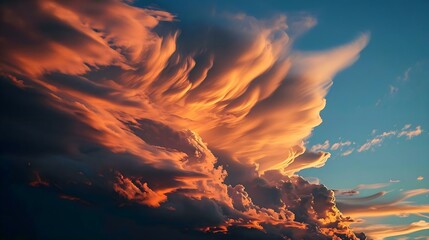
1,0,428,239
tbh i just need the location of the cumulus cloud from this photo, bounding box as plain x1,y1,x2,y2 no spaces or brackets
0,0,372,239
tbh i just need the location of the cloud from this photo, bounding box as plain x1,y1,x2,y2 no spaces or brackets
0,0,174,77
398,125,423,139
417,176,424,181
283,151,331,175
348,124,423,154
355,183,391,190
341,148,354,156
357,130,396,152
113,173,168,207
378,130,397,137
401,67,413,81
415,236,429,240
334,182,390,197
389,85,399,94
331,140,352,150
0,0,371,239
355,221,429,240
310,140,330,152
0,0,370,173
337,189,429,218
357,138,383,152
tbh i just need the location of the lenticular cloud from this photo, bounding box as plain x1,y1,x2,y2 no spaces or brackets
0,0,368,239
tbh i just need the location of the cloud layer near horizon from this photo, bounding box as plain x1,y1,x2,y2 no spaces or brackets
0,0,375,239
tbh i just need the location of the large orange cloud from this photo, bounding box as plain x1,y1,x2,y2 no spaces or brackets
1,0,368,174
1,0,372,239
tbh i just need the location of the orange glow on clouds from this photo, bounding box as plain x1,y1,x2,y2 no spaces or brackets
0,0,375,238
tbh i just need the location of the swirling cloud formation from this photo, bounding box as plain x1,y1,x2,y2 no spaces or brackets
1,0,369,239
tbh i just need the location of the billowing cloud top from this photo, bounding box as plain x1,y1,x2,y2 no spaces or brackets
1,0,370,239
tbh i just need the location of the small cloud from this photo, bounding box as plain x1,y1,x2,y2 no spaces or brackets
389,85,398,94
334,182,389,197
375,99,381,107
417,176,424,181
358,137,383,152
403,124,411,130
334,189,360,196
305,177,320,185
355,183,390,190
415,236,429,240
331,140,352,150
357,220,429,240
389,179,400,183
341,148,354,156
357,129,398,153
398,125,423,139
396,237,408,240
356,125,422,153
401,67,412,81
310,140,330,152
378,130,396,137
